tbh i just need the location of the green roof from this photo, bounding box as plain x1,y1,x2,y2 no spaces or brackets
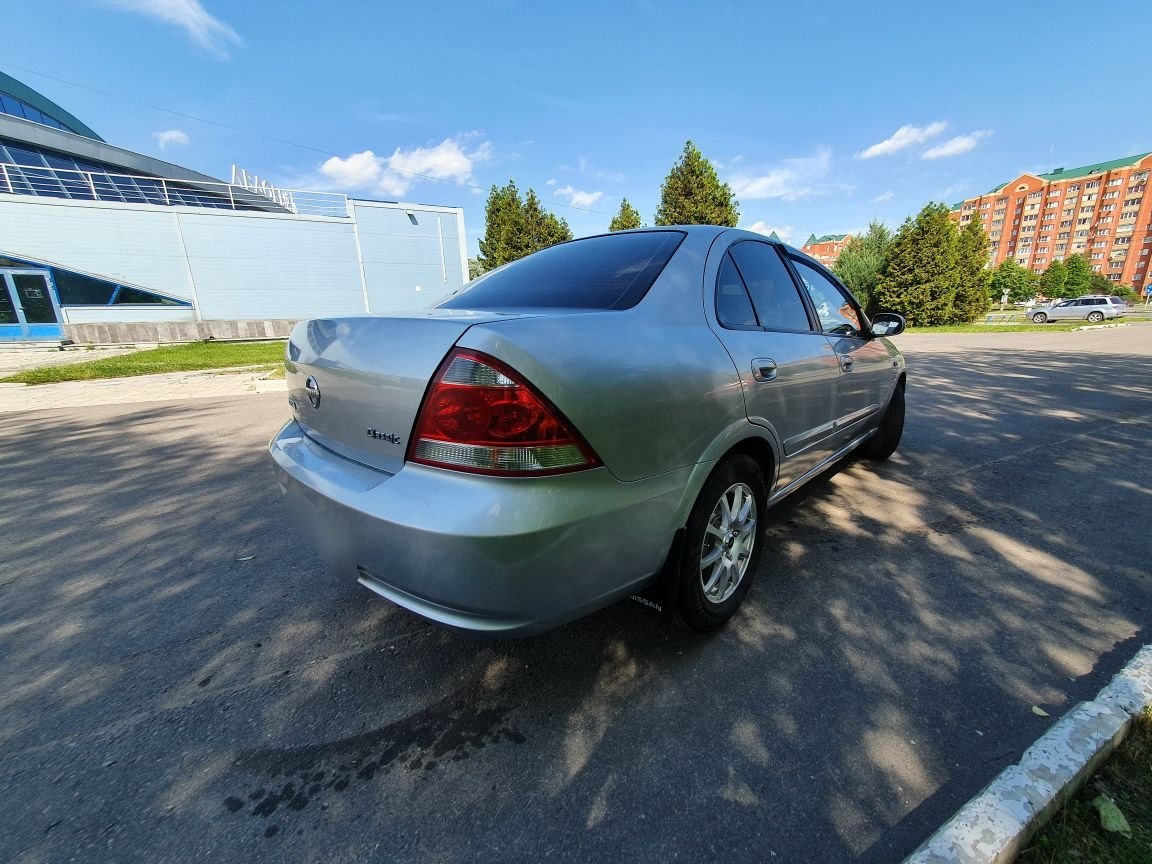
767,230,782,242
805,233,848,246
987,152,1151,195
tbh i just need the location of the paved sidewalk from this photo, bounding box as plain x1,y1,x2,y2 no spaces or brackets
0,369,286,413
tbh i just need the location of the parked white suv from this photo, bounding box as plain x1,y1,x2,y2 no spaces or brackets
1031,295,1120,324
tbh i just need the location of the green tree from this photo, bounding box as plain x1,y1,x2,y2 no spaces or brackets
609,198,643,231
1037,259,1067,298
654,140,739,227
477,180,525,271
521,189,573,253
468,258,486,280
833,220,892,313
476,180,572,271
873,203,962,326
1063,253,1094,296
954,216,992,320
990,259,1036,304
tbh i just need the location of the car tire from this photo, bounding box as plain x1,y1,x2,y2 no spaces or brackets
676,454,767,632
1032,312,1048,324
860,381,905,461
1087,311,1105,323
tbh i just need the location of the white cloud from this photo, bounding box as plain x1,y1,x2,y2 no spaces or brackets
922,131,993,160
105,0,241,57
319,136,492,198
857,122,947,159
728,147,834,201
152,128,189,150
870,190,894,203
545,178,557,187
745,222,793,242
553,185,603,208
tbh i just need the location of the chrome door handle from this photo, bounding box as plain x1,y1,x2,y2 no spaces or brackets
751,358,778,382
839,356,854,373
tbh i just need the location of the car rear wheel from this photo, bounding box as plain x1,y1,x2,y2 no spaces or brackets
676,454,766,632
860,381,904,461
1087,311,1105,323
1032,312,1048,324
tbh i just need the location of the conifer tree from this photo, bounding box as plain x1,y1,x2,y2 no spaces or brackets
477,181,572,270
654,140,739,227
873,203,960,326
521,189,572,253
834,220,892,313
953,215,992,321
609,198,643,231
477,181,525,271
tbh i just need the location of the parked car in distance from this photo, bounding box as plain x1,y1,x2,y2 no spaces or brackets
269,226,908,637
1031,295,1120,324
1107,296,1129,315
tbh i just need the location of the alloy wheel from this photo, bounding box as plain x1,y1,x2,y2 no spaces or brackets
699,482,757,605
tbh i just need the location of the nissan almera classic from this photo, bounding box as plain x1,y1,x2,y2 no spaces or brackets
269,226,907,636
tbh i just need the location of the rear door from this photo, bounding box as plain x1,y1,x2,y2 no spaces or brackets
786,254,894,446
706,239,840,490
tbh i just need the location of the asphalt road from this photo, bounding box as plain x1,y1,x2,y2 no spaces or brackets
3,326,1151,864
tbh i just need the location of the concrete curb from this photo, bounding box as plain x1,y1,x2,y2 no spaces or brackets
903,644,1152,864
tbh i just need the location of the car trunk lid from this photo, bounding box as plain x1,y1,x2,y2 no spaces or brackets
285,310,534,473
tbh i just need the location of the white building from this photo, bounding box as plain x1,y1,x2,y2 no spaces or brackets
0,71,467,343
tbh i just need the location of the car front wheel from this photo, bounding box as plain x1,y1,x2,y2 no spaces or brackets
676,454,766,632
1032,312,1048,324
1087,311,1105,323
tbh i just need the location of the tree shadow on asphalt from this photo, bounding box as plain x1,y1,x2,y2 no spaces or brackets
1,345,1150,863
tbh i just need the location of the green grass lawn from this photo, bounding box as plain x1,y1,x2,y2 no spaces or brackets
1,340,286,385
1017,709,1152,863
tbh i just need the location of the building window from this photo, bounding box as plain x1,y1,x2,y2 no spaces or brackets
1109,177,1125,185
1103,191,1120,199
1086,181,1100,189
1093,241,1107,248
1091,252,1104,259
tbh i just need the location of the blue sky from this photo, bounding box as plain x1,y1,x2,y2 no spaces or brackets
5,1,1151,253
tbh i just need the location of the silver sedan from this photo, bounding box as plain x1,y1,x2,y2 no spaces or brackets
269,226,907,636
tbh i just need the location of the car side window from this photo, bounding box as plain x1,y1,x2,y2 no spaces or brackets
715,252,758,328
727,242,813,332
789,257,863,337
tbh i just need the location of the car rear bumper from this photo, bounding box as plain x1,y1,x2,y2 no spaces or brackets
269,420,690,636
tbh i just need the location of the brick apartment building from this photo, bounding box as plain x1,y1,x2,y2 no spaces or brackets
801,233,852,266
951,152,1152,293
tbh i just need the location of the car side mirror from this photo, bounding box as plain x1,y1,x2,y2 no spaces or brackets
870,313,906,337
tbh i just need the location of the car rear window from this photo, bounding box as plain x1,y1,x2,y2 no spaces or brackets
439,231,685,310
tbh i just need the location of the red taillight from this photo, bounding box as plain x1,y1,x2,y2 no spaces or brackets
407,349,601,475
